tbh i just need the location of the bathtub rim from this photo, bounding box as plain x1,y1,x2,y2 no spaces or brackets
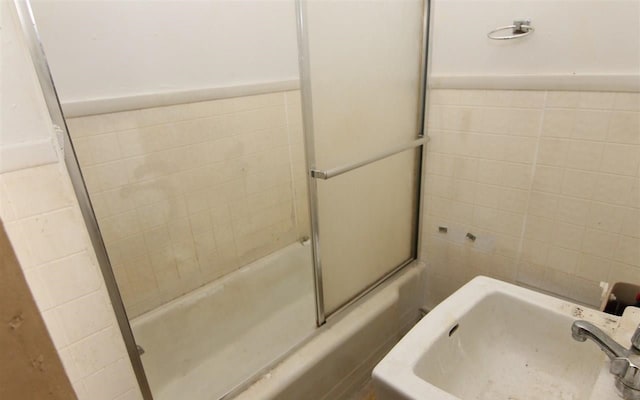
130,241,314,329
223,260,426,400
131,242,423,400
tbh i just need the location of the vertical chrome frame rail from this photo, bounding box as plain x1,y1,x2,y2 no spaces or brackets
416,0,433,261
417,0,431,139
296,0,432,325
295,0,326,326
13,1,153,398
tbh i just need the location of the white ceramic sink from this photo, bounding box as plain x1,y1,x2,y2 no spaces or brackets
373,276,640,400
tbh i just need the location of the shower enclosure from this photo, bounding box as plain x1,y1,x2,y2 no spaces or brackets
300,0,427,322
17,0,429,398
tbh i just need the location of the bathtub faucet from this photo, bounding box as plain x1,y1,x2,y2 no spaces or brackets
571,320,640,400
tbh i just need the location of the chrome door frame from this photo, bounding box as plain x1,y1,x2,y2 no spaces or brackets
295,0,326,326
296,0,432,325
12,1,153,398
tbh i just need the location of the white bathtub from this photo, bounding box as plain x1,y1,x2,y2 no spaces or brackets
131,242,316,400
236,261,427,400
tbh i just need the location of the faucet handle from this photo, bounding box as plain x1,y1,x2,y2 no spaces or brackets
611,357,640,391
632,325,640,352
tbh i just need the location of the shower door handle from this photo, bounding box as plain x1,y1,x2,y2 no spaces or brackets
310,137,429,180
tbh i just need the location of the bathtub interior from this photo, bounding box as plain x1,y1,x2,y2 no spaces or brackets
131,242,316,400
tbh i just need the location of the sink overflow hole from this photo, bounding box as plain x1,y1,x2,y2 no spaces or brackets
448,323,459,337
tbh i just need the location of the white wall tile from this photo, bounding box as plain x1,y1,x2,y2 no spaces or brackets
592,174,637,206
23,267,55,310
67,327,128,377
65,91,307,317
615,236,640,266
81,359,137,400
576,254,611,282
581,229,619,260
546,91,581,108
556,197,591,226
578,92,616,110
40,309,71,348
524,216,555,242
0,161,142,400
561,169,597,199
72,381,90,400
37,252,103,305
55,292,114,343
537,138,569,167
57,347,83,383
609,262,640,284
542,109,575,138
2,164,74,218
20,208,88,265
423,89,640,309
532,166,564,193
573,110,610,141
586,202,626,234
607,112,640,144
550,222,584,251
613,93,640,112
546,246,579,274
600,143,640,175
621,208,640,238
114,389,144,400
565,141,604,171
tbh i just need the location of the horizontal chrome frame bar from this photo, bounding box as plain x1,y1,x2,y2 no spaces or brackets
310,137,429,180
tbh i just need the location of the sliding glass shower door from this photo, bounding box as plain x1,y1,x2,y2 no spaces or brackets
298,0,428,321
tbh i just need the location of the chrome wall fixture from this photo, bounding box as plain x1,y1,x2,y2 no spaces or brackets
487,19,535,40
13,1,153,398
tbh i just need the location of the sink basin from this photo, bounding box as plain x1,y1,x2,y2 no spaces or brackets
373,276,640,400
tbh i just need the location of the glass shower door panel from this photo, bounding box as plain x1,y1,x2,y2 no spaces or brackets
304,0,425,315
317,149,419,314
305,0,424,168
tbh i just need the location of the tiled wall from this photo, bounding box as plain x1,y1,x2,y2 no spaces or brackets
422,89,640,308
0,163,142,400
65,91,309,317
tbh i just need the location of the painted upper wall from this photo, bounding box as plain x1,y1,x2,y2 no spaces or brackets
30,0,300,104
430,0,640,89
1,1,58,173
29,0,640,108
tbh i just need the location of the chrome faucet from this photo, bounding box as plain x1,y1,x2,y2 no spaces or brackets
572,320,640,400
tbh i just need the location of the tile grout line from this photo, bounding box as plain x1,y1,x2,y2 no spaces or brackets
84,142,293,195
80,123,290,170
70,100,289,138
429,126,639,146
513,91,549,282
